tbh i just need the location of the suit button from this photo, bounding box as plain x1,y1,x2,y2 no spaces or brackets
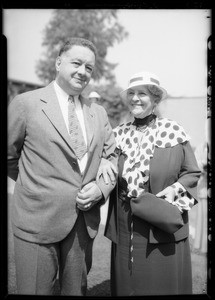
72,162,76,166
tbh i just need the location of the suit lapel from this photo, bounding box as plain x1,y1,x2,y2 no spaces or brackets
40,82,77,157
80,96,94,149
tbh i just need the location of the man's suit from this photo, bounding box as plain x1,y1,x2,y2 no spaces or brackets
8,81,116,294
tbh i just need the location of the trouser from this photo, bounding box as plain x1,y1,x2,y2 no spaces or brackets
13,212,94,295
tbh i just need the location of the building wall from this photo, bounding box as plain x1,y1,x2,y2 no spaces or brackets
8,79,43,103
158,96,207,149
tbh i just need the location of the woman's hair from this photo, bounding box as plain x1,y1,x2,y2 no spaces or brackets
58,37,97,58
147,85,163,103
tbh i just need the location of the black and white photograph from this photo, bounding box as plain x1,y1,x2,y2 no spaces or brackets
3,7,211,297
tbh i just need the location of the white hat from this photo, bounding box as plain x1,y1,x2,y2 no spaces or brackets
120,71,167,101
89,91,101,99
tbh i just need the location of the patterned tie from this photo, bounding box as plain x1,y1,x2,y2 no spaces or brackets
68,95,87,160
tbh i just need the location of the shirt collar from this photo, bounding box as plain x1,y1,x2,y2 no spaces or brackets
54,80,80,103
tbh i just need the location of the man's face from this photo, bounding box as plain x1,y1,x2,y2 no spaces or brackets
55,45,95,95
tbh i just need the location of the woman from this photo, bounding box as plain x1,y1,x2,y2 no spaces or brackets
100,71,201,296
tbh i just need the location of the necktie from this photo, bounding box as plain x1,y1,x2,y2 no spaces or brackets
68,95,87,160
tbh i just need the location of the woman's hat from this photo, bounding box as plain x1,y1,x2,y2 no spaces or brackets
120,71,168,101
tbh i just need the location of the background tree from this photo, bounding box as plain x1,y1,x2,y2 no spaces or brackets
36,9,128,85
84,83,129,128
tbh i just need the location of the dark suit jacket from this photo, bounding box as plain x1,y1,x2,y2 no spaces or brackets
8,81,116,244
105,141,201,244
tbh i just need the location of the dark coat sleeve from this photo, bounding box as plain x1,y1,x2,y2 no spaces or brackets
131,141,201,237
178,141,201,200
104,184,118,243
130,192,184,234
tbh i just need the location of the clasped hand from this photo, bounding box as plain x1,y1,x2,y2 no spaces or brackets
76,182,102,211
96,158,118,185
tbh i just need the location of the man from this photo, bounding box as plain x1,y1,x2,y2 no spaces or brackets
8,37,117,295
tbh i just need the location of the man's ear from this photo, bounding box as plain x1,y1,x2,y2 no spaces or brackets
55,56,61,71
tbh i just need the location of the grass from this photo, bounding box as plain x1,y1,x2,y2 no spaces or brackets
7,194,207,296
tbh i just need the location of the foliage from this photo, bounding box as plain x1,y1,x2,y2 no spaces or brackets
83,82,129,128
36,9,128,85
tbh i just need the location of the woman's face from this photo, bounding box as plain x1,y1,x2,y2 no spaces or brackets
126,86,156,118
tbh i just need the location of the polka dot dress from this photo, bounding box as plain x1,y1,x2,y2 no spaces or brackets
114,116,190,198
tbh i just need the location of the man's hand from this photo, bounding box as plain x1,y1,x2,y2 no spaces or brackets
76,182,102,211
96,158,118,185
156,186,176,204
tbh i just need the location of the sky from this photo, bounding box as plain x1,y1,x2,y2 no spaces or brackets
3,9,211,97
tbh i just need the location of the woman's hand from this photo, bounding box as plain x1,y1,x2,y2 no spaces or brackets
96,158,118,185
156,186,176,204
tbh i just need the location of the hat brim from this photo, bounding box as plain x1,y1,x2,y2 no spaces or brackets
120,83,167,102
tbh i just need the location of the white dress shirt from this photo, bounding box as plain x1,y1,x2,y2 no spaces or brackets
54,81,88,174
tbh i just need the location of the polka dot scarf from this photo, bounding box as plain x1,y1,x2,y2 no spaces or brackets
113,114,190,198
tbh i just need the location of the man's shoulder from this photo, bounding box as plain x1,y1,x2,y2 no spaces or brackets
12,82,54,104
81,96,106,114
14,85,46,101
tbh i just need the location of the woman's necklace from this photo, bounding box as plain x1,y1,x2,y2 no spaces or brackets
136,124,148,132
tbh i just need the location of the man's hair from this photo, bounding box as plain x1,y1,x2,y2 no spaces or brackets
58,37,97,58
